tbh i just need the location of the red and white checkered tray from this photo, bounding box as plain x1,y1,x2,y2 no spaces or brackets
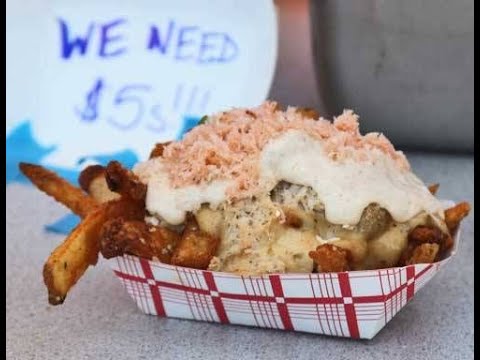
109,230,459,339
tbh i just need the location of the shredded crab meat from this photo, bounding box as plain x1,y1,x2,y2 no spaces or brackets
161,101,409,198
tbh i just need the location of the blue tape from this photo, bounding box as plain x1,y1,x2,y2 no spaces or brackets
7,115,199,234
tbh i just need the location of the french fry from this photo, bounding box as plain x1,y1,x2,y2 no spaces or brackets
309,244,351,273
428,183,440,195
400,223,454,266
99,218,180,263
405,243,439,265
171,215,220,269
88,175,121,203
149,141,171,159
78,165,105,192
105,161,146,201
78,165,120,203
408,225,443,245
444,202,470,234
43,198,145,305
19,162,97,217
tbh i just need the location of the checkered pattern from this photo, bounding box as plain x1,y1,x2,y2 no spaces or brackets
109,254,452,339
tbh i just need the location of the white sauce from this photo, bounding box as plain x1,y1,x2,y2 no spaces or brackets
260,131,444,224
134,159,231,225
135,130,444,225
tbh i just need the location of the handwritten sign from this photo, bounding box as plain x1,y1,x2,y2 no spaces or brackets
7,0,277,169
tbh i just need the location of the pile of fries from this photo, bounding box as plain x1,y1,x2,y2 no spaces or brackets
19,155,469,305
20,155,219,305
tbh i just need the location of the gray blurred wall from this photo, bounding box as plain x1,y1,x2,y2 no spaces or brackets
269,0,474,153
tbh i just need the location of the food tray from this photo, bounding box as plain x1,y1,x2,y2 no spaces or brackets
109,231,458,339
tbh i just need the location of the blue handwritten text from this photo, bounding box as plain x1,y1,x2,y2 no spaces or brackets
59,17,238,64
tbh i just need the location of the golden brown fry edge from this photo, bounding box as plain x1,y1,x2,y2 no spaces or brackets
79,165,120,203
105,161,147,201
171,215,220,269
43,198,145,305
19,162,97,217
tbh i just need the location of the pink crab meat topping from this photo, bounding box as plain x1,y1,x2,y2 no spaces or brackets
161,101,409,198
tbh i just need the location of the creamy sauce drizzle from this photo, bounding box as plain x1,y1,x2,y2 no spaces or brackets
134,159,230,225
135,130,444,225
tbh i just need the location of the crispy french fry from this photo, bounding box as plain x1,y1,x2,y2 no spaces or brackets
408,225,443,245
171,215,220,269
105,161,146,201
444,202,470,234
308,244,351,273
407,224,455,258
149,141,171,159
43,198,145,305
19,162,97,217
405,243,439,265
88,175,121,203
78,165,105,192
428,183,440,195
400,223,454,266
99,218,180,263
78,165,120,203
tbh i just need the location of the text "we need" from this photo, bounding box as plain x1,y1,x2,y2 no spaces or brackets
58,17,239,64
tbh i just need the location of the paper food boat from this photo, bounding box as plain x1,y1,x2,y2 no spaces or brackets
108,201,459,340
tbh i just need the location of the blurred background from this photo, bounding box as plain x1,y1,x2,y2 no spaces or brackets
271,0,474,153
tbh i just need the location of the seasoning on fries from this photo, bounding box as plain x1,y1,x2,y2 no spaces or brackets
100,218,179,263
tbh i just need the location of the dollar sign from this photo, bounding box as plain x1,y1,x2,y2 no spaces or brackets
75,78,104,122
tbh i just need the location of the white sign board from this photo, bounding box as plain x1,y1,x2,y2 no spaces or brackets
6,0,277,168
